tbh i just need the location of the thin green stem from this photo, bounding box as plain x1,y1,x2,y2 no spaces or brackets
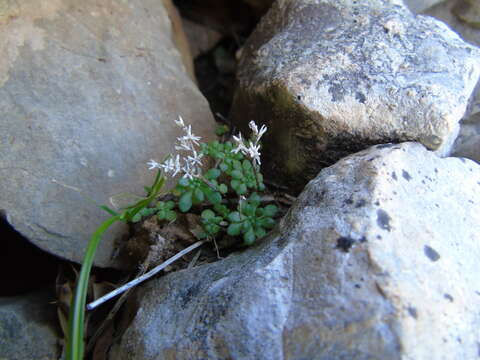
66,215,120,360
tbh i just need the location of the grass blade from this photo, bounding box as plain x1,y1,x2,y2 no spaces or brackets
65,215,120,360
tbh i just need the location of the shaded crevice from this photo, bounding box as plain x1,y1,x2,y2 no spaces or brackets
0,217,62,296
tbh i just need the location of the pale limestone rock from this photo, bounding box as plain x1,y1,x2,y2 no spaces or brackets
231,0,480,190
112,142,480,360
0,0,215,267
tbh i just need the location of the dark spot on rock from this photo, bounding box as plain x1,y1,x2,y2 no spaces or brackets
328,82,347,102
354,284,361,288
402,170,412,181
376,143,395,149
367,156,379,162
359,236,367,243
435,203,439,208
336,237,355,252
375,200,380,206
457,337,462,344
424,245,440,262
180,282,202,307
391,171,397,181
460,158,466,163
434,168,438,173
345,197,354,205
297,95,302,101
476,291,480,296
355,91,366,103
407,306,418,319
476,342,480,357
377,209,392,231
444,293,454,302
356,199,366,208
422,180,426,184
376,235,382,240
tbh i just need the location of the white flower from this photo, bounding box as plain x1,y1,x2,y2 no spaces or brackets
175,116,185,128
246,142,261,167
147,159,161,170
158,155,182,176
181,125,201,146
249,120,267,140
231,121,267,167
186,150,203,167
232,133,247,154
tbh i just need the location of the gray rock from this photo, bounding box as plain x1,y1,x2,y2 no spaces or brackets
0,0,215,267
403,0,445,13
423,0,480,163
452,120,480,162
182,18,223,58
111,142,480,360
0,291,59,360
230,0,480,190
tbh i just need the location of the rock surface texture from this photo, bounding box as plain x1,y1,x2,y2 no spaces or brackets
425,0,480,163
0,0,215,267
112,142,480,360
231,0,480,190
0,291,59,360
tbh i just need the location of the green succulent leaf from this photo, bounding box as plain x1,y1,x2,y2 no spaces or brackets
131,213,142,223
260,217,276,228
254,227,267,238
231,179,241,190
231,170,243,180
228,211,241,222
242,159,252,170
214,204,229,217
237,183,247,195
219,163,228,172
263,204,278,217
206,168,221,179
227,222,242,236
206,190,222,205
193,188,205,203
243,229,256,245
243,204,255,217
218,183,228,194
201,209,215,220
215,124,229,136
165,210,177,221
249,192,261,205
179,191,193,212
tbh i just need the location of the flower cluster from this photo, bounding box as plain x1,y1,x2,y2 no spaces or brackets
147,116,203,179
232,121,267,168
141,117,276,246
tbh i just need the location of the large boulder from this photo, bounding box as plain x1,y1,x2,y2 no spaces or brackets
111,142,480,360
424,0,480,163
231,0,480,190
0,0,216,267
0,291,59,360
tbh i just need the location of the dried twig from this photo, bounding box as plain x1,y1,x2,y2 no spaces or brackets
187,249,202,269
86,240,206,310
